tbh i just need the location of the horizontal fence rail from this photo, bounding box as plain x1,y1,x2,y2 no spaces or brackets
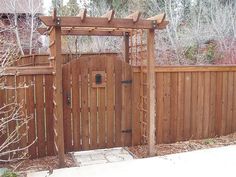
1,54,236,159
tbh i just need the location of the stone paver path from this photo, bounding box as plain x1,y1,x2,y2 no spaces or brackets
71,147,135,166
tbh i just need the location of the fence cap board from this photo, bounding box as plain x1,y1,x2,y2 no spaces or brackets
3,66,53,76
133,65,236,72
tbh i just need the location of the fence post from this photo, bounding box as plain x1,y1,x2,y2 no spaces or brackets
50,23,65,167
147,29,156,156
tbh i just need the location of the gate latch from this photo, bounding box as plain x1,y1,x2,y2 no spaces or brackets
121,80,132,84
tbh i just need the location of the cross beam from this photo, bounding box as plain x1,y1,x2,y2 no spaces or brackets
37,27,126,36
39,11,168,30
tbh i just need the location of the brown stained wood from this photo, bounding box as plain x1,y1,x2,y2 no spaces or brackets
177,73,184,141
39,16,157,29
62,63,72,152
80,59,90,149
133,66,236,73
35,75,46,157
232,73,236,132
25,76,37,158
115,59,122,146
215,72,223,136
4,66,53,76
125,11,141,23
106,57,115,147
17,76,27,150
209,72,216,137
44,75,54,156
50,26,65,167
203,72,210,138
124,33,130,63
191,73,198,139
147,13,166,24
89,58,98,149
132,72,141,145
147,29,156,156
162,73,171,143
170,73,178,142
226,72,234,134
77,9,87,22
183,72,191,140
97,58,106,148
196,72,204,139
71,60,81,151
123,62,132,146
102,10,115,22
221,72,228,135
156,73,164,144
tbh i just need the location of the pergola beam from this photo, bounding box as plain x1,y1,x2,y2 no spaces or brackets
77,9,87,22
37,27,127,36
147,13,166,24
101,9,115,22
125,11,141,23
39,16,163,29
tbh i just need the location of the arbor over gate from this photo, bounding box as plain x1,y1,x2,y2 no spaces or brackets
39,9,168,167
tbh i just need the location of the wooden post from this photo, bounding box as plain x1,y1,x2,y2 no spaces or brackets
124,32,130,63
50,25,65,167
147,29,156,156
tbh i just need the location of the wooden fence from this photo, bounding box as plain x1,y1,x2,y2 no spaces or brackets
1,54,236,159
132,67,236,145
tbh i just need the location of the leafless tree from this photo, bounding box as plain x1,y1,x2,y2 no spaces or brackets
0,37,35,162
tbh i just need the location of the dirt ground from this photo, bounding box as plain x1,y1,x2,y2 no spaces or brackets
128,132,236,158
0,154,76,176
1,132,236,176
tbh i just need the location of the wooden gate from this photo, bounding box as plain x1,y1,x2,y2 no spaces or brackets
62,54,132,152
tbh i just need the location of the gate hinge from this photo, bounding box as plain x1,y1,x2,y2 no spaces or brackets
121,129,132,133
121,80,132,84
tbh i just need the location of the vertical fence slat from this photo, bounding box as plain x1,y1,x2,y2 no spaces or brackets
35,75,46,157
177,73,184,141
98,58,106,148
203,72,210,138
63,63,73,151
115,59,122,146
226,72,234,134
45,75,54,156
106,57,115,147
184,72,191,140
209,72,216,137
123,63,132,146
232,72,236,132
196,72,204,139
81,59,90,150
156,73,164,143
71,60,81,151
89,58,98,149
170,73,178,142
26,76,37,158
163,73,171,143
215,72,223,136
132,72,141,145
221,72,228,135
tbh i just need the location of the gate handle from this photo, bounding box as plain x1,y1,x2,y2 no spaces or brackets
66,92,71,106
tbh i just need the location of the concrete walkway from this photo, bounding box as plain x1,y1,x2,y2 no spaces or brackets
28,145,236,177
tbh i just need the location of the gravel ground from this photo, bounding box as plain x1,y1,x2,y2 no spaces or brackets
1,132,236,176
128,132,236,158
